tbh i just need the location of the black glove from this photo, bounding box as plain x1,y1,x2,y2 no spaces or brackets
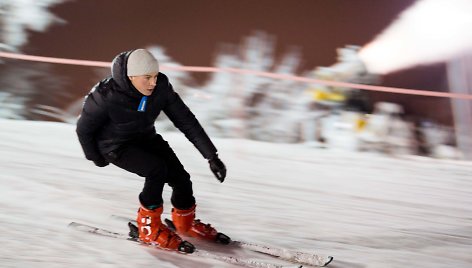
93,157,109,167
208,154,226,183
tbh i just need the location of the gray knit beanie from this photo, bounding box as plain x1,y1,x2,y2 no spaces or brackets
127,49,159,76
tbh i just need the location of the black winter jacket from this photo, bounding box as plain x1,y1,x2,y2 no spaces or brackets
76,50,217,162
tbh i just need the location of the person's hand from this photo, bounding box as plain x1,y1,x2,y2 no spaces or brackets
208,154,226,183
93,157,109,167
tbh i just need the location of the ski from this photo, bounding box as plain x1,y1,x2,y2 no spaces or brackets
111,215,333,267
68,222,302,268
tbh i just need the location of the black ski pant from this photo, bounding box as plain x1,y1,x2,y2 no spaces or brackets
104,134,195,210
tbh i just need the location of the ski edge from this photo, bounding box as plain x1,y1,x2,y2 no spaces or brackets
234,240,333,267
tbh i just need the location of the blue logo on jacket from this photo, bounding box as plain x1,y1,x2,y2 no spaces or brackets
137,96,148,112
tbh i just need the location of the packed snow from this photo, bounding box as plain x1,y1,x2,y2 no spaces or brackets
1,118,471,268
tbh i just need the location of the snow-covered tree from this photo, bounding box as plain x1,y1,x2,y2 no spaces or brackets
0,0,65,50
183,32,308,142
0,0,66,119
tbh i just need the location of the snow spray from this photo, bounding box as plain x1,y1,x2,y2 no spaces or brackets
358,0,472,74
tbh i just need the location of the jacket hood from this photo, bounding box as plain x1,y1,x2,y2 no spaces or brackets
111,50,142,98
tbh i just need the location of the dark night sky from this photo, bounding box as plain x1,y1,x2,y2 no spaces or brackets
29,0,416,70
24,0,452,124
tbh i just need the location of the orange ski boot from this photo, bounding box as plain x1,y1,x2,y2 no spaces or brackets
171,204,231,244
137,205,195,252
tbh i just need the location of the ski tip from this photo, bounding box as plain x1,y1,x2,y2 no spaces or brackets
68,221,90,228
323,256,334,266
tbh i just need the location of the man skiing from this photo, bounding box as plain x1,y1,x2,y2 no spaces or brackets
76,49,227,252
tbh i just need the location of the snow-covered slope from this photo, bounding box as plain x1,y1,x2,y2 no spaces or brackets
1,119,471,267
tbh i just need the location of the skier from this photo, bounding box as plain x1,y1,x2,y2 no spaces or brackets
76,49,227,252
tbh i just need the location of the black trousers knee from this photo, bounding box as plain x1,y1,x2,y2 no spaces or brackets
104,134,196,209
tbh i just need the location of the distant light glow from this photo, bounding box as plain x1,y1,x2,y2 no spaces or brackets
359,0,472,74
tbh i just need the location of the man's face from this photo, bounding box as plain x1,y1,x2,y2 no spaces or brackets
129,72,158,96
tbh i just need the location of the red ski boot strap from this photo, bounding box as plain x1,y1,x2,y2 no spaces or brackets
188,219,218,241
171,204,196,234
137,206,163,223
